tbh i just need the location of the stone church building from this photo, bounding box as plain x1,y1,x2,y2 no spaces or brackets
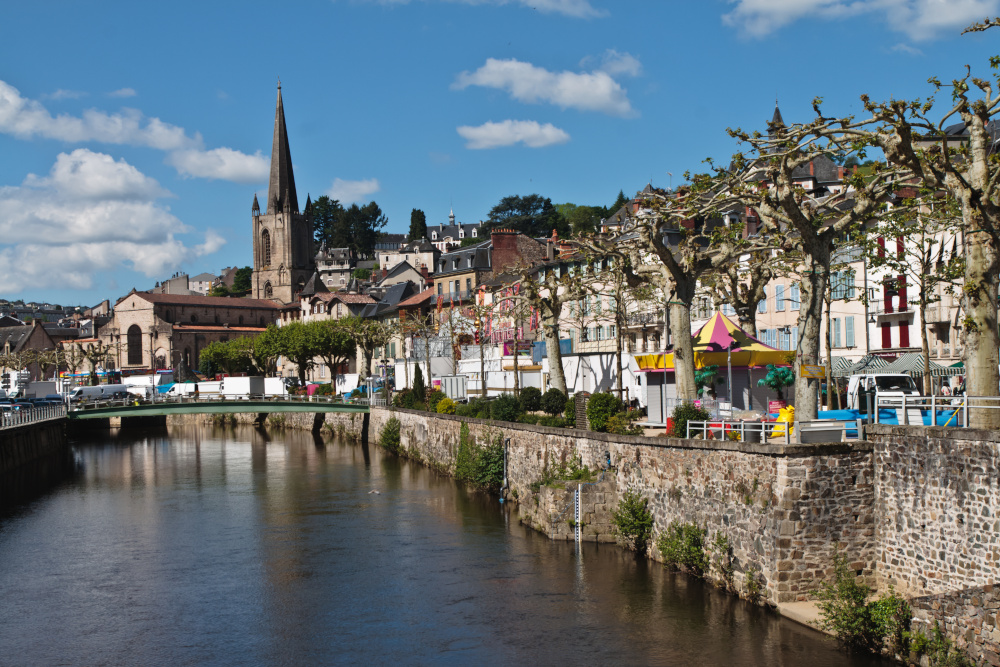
251,82,315,304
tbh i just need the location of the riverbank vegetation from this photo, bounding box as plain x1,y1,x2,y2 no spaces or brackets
453,423,505,493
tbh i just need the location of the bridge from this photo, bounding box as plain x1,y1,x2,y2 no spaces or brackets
67,395,380,420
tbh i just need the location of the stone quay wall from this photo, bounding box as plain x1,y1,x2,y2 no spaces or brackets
908,584,1000,666
0,419,67,475
369,407,875,605
870,424,1000,598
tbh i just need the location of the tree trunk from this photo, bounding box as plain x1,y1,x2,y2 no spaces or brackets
824,292,833,411
615,319,624,399
919,296,932,396
479,340,487,399
404,339,410,390
543,318,568,396
670,278,698,400
513,335,520,396
962,229,1000,427
739,311,758,338
793,248,830,422
424,332,431,393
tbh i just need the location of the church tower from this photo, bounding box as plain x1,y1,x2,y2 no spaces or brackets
251,82,315,303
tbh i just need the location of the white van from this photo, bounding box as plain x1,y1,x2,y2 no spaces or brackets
68,384,130,402
847,374,920,413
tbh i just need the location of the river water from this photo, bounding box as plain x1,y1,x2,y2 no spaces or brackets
0,425,887,666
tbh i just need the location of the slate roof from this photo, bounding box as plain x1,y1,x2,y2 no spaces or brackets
189,272,216,282
374,233,406,250
299,272,329,298
0,325,35,352
135,292,281,310
433,221,482,239
436,240,492,276
398,287,435,308
267,83,298,215
360,281,417,318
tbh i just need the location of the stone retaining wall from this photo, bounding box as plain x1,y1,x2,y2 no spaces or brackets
369,407,874,605
870,425,1000,598
909,584,1000,665
0,420,67,475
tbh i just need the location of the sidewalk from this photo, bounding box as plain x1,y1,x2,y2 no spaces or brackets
777,600,833,636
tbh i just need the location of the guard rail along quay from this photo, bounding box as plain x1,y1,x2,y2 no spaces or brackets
66,394,384,419
1,404,68,430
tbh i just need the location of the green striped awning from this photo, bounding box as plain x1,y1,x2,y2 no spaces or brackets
879,353,964,377
832,354,891,377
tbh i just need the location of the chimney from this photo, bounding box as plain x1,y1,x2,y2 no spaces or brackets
809,161,814,176
382,266,388,279
420,263,430,285
546,229,558,260
490,228,519,273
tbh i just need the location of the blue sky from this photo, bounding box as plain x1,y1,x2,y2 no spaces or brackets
2,0,999,307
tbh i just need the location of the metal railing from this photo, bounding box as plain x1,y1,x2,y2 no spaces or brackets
686,418,863,444
67,392,382,414
0,403,67,430
872,394,968,427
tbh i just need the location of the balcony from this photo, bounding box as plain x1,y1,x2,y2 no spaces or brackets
626,311,664,328
923,306,952,324
871,300,913,318
436,290,472,303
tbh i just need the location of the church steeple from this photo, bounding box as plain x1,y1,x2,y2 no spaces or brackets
267,80,298,215
769,101,785,136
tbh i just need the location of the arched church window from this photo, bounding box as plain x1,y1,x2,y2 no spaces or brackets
264,282,273,299
127,325,142,365
191,314,198,323
262,229,271,266
238,315,244,325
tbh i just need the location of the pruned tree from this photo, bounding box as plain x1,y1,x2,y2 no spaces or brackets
314,320,356,381
580,181,746,401
339,316,398,379
725,107,905,420
860,19,1000,420
862,191,965,394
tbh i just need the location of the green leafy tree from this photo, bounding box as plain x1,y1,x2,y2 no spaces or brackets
339,316,397,377
412,363,426,400
541,388,567,416
611,189,629,212
611,491,654,555
311,195,389,259
408,208,428,242
275,321,323,385
232,267,253,293
313,320,356,380
208,283,230,297
557,203,606,237
586,392,623,432
694,365,723,398
486,194,568,237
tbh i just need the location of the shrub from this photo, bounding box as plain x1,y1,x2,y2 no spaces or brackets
536,415,570,428
607,411,643,436
314,383,334,396
657,521,708,573
454,423,505,493
518,386,542,413
378,416,401,454
817,552,914,655
587,392,623,432
436,397,456,414
426,389,445,413
393,388,416,409
412,365,426,401
910,623,975,666
491,393,522,422
517,414,541,425
668,402,711,438
541,388,567,416
564,396,575,419
611,491,654,554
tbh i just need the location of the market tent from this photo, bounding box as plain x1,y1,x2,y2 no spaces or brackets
634,311,790,371
879,353,964,377
832,354,892,377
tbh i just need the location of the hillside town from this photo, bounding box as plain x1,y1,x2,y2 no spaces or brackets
0,87,971,431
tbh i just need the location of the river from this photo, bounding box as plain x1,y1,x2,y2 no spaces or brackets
0,424,887,666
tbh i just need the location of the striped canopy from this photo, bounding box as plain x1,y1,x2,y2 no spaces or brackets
880,353,964,377
832,354,891,378
635,311,790,371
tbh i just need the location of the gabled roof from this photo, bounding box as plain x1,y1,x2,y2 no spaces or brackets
189,272,216,282
133,292,281,310
398,287,435,308
299,272,329,298
377,260,417,285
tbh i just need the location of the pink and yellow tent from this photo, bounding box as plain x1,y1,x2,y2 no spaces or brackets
634,311,791,372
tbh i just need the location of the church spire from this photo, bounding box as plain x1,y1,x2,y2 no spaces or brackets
769,101,785,133
267,80,298,215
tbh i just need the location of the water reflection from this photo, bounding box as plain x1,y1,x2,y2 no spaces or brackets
0,425,886,666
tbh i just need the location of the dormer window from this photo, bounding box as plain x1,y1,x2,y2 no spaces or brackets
472,229,478,237
432,231,438,240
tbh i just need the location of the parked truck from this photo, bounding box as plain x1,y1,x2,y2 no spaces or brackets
264,377,288,398
219,376,265,399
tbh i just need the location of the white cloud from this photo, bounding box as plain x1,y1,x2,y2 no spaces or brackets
453,57,635,117
108,87,137,98
891,42,924,55
43,89,87,101
583,49,642,77
166,147,269,183
0,151,222,292
359,0,605,18
0,79,269,184
0,80,197,149
326,178,381,203
722,0,1000,41
457,119,570,148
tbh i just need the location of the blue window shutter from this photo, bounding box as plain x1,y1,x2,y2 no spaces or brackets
758,286,767,314
846,316,855,348
791,284,800,310
775,284,785,311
